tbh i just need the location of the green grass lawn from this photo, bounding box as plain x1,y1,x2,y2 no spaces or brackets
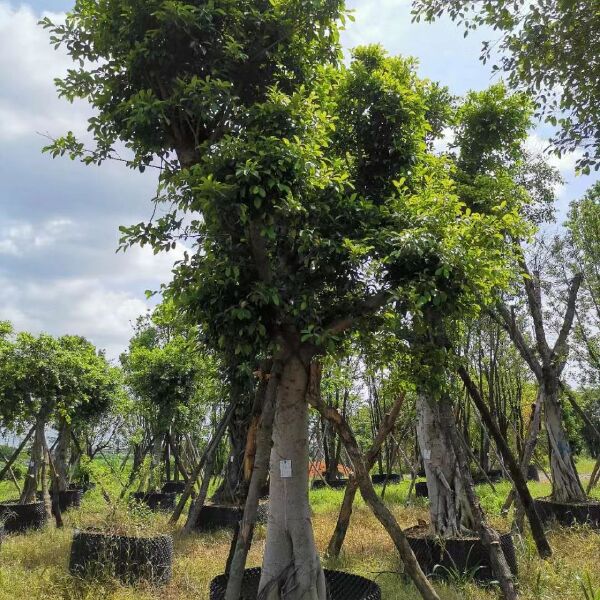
0,459,599,599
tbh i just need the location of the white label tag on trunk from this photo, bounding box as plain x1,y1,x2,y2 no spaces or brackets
280,459,292,478
422,449,431,460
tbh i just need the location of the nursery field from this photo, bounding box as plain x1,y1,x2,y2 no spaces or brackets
0,460,599,600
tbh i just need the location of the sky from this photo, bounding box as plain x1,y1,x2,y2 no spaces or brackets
0,0,597,361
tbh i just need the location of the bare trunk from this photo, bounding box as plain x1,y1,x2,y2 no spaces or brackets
211,397,251,505
458,366,552,559
544,382,586,503
438,397,518,600
416,391,474,536
225,360,282,600
148,434,163,492
259,355,326,600
54,418,70,492
20,415,45,504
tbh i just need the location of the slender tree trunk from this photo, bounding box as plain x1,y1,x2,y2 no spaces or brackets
170,399,238,525
225,360,282,600
54,418,70,492
20,415,45,504
258,355,326,600
43,435,63,528
543,379,586,503
438,397,518,600
416,391,474,536
458,366,552,559
211,396,251,505
183,431,221,533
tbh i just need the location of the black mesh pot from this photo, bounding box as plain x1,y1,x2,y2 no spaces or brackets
371,473,401,485
37,489,84,513
194,503,268,532
69,529,173,585
473,470,504,485
405,527,517,582
533,498,600,528
131,492,176,511
0,500,47,533
414,482,429,498
210,568,381,600
70,482,95,493
527,465,540,481
161,481,187,495
311,479,348,490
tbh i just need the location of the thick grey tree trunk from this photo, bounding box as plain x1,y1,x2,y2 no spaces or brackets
543,380,586,502
416,391,474,536
54,418,70,492
258,355,326,600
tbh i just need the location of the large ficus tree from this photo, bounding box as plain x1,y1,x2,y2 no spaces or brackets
45,3,523,598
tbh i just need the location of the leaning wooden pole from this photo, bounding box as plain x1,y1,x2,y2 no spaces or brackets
170,398,239,525
0,425,35,482
458,365,552,559
327,391,405,557
311,394,440,600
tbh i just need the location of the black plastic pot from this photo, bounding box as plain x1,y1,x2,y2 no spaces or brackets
527,465,540,481
414,481,429,498
371,473,402,485
131,492,176,511
405,526,517,582
70,482,95,493
0,500,47,533
311,478,349,490
210,567,381,600
194,503,268,532
161,480,187,495
69,529,173,585
405,527,517,583
472,470,504,485
37,488,83,513
533,497,600,528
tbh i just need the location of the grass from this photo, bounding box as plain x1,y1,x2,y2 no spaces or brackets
0,459,598,599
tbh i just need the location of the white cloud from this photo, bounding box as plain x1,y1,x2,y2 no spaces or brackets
0,217,77,255
0,274,149,360
0,4,91,142
525,133,585,175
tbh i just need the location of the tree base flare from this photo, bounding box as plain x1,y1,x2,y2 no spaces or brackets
210,568,381,600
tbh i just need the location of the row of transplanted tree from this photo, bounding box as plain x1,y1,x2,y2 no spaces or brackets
0,324,122,511
9,1,596,599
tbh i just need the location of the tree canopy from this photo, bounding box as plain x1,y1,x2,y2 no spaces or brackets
412,0,600,173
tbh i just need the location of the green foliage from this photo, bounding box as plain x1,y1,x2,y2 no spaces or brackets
412,0,600,172
120,303,222,436
0,326,120,430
